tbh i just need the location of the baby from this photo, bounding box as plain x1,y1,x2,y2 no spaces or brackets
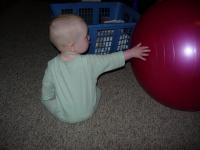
41,14,150,123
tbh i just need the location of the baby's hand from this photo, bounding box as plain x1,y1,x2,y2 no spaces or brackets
124,43,151,61
130,43,151,61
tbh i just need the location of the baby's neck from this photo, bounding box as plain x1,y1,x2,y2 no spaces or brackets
60,51,79,61
63,50,77,55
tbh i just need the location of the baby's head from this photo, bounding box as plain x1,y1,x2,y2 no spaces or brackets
49,14,89,54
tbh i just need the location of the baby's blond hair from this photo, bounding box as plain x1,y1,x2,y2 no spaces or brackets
49,14,87,51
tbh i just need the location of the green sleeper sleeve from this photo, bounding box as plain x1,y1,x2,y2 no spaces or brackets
86,51,125,77
41,65,55,101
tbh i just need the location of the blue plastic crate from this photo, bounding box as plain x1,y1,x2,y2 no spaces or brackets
49,2,140,54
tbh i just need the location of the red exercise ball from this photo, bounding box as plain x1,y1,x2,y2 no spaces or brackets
131,0,200,110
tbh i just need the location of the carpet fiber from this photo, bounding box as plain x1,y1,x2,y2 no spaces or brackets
0,1,200,150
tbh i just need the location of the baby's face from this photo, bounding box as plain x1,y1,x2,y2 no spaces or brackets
73,23,90,54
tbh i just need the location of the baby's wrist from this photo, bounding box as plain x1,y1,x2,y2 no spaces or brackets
124,49,134,60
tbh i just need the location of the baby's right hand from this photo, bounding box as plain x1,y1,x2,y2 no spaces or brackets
130,43,151,61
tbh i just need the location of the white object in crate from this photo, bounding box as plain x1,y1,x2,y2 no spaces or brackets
104,20,125,24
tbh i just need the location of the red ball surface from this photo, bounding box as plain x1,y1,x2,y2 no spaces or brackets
131,0,200,110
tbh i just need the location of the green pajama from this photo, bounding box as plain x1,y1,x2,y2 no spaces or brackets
41,51,125,123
